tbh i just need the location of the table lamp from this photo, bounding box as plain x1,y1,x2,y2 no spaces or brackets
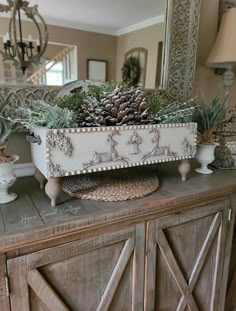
206,7,236,95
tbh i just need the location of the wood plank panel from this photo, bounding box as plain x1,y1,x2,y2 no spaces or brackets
25,227,134,269
0,254,10,311
29,177,105,224
176,212,222,311
157,229,199,311
3,168,235,311
0,207,5,233
109,255,133,310
7,225,143,311
226,269,236,311
144,200,232,311
7,256,30,311
157,201,226,229
27,269,69,311
1,185,44,233
210,208,229,311
144,221,156,311
132,223,145,311
2,164,236,253
97,238,134,310
39,242,124,310
220,195,236,311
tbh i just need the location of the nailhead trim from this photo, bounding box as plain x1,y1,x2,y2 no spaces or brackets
44,123,196,176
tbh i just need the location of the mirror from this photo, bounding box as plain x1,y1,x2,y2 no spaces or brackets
0,0,201,100
0,0,166,89
0,0,201,165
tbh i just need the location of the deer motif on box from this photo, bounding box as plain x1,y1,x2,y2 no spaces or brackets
142,129,177,161
83,129,129,169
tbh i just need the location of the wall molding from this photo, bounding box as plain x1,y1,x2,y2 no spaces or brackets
0,13,165,36
37,15,165,36
44,17,117,36
14,163,35,178
116,15,165,36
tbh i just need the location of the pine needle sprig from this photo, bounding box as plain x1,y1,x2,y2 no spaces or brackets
4,100,76,129
55,92,85,112
152,98,198,123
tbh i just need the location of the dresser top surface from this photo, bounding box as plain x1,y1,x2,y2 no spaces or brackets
0,162,236,252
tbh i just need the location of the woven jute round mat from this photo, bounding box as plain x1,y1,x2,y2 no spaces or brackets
62,169,159,202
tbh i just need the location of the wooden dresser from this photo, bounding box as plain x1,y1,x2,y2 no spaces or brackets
0,163,235,311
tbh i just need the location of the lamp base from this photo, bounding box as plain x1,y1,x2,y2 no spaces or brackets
223,68,235,95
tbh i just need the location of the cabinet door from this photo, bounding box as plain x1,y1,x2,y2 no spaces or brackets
7,224,145,311
0,254,10,311
144,201,233,311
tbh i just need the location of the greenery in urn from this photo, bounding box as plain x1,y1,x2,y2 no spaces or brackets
192,95,228,144
0,119,19,163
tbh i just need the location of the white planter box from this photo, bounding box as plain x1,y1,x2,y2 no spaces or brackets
30,123,197,177
29,122,197,206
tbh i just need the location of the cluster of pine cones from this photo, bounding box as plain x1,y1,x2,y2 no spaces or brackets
76,86,152,127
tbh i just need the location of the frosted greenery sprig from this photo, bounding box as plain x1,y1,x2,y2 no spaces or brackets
4,100,76,129
153,98,198,123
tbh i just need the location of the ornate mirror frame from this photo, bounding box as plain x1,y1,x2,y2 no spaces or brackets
0,0,202,111
162,0,202,100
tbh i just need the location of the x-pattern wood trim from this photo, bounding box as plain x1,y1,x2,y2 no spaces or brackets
27,237,135,311
27,269,69,311
97,237,135,311
176,213,222,311
157,212,222,311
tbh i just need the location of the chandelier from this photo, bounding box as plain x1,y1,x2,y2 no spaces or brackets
0,0,48,74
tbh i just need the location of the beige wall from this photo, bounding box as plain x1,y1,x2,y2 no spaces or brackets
116,23,164,89
194,0,236,109
0,17,117,82
7,133,31,164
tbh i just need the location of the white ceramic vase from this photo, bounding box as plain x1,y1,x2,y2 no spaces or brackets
195,144,216,175
0,155,19,203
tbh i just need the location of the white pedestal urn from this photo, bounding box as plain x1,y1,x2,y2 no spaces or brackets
0,155,19,203
195,144,217,174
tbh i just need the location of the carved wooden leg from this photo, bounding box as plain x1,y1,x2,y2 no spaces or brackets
45,177,62,207
178,160,191,181
34,169,46,190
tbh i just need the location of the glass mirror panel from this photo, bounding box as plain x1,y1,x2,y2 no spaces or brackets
0,0,166,88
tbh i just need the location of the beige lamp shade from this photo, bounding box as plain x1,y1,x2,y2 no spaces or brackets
206,8,236,68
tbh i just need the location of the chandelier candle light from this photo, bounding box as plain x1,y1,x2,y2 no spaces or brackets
0,0,48,74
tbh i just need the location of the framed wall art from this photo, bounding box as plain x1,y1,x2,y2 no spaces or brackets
87,59,107,82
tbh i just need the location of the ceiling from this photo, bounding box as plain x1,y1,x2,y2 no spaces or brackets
0,0,165,35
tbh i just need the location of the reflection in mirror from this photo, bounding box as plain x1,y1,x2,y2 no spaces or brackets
0,0,166,88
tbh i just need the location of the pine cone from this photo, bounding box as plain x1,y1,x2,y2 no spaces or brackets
75,85,153,127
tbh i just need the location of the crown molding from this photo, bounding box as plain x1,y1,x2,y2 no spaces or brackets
116,15,165,36
0,13,117,36
0,14,164,36
44,17,117,36
45,15,165,36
